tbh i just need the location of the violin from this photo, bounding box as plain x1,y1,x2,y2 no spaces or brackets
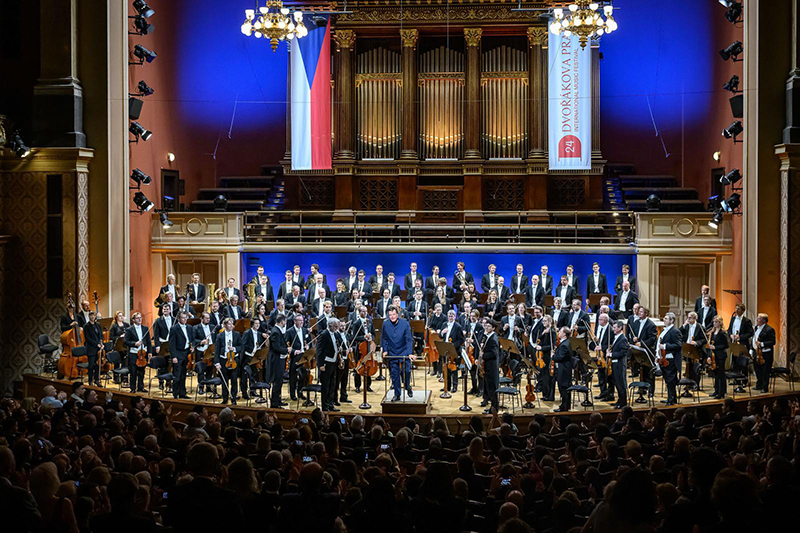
225,345,238,370
525,371,536,404
534,337,545,370
755,343,765,365
136,347,148,367
93,291,111,373
660,346,669,367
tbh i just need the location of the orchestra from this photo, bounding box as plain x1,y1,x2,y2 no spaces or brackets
49,261,781,415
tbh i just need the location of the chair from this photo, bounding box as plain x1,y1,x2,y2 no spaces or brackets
299,383,322,408
38,334,59,375
677,378,699,403
147,356,173,396
567,383,592,410
249,381,271,405
771,352,797,392
70,346,89,382
105,351,129,391
195,376,223,402
629,381,654,407
497,359,522,412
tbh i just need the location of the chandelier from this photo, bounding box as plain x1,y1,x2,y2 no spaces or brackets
549,1,618,49
241,0,308,52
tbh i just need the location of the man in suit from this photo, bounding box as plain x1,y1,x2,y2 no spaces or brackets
698,295,717,329
158,274,179,307
168,311,194,399
453,262,474,293
310,289,331,318
306,273,331,303
124,312,150,393
609,320,630,408
590,313,613,402
193,312,216,394
158,292,177,317
153,303,175,360
552,327,574,412
404,262,421,292
84,311,104,386
368,265,385,294
528,306,545,346
510,263,528,295
586,262,608,311
268,299,289,330
525,275,545,308
425,265,443,293
291,265,304,288
317,317,340,411
440,310,465,393
208,301,224,330
285,285,306,308
495,276,511,304
187,272,207,305
550,297,569,329
752,313,777,392
481,264,499,293
255,274,274,304
480,318,500,414
223,277,240,301
656,312,683,405
285,314,311,403
554,275,577,314
408,290,428,321
267,314,289,408
384,272,402,299
566,299,589,338
238,318,262,400
225,295,246,322
345,266,358,292
728,302,755,382
614,264,636,295
375,287,393,319
565,265,580,292
694,285,717,314
350,307,374,394
540,265,554,296
381,307,415,402
214,318,242,404
680,311,707,396
615,280,639,319
630,306,657,397
352,269,368,298
464,310,483,395
277,270,295,300
304,264,327,289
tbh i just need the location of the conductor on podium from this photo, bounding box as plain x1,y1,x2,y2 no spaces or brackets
381,306,415,402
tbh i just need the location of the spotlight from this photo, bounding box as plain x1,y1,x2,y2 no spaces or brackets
719,41,743,61
163,195,176,211
167,152,175,163
721,193,741,212
709,209,724,229
213,194,228,211
137,80,154,96
129,121,152,141
131,168,151,185
133,0,155,19
708,195,722,212
720,168,742,186
719,1,742,23
132,44,157,64
10,131,31,158
159,212,173,229
723,75,739,93
133,191,154,212
133,15,154,35
645,194,661,212
722,120,743,140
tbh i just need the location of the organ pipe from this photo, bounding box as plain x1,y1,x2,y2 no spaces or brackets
480,42,528,159
356,46,401,159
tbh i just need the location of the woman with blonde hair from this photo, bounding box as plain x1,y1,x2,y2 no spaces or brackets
30,462,79,533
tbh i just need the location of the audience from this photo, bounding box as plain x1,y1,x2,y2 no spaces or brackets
0,389,798,533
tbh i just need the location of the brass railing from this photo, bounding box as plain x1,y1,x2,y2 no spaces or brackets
243,210,635,246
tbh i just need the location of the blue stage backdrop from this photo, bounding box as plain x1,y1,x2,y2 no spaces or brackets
241,252,635,295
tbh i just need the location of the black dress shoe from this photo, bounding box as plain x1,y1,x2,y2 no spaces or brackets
594,394,608,401
290,396,298,402
553,407,567,412
334,401,341,406
406,389,413,398
480,401,488,407
329,407,341,412
391,396,400,402
242,393,250,401
280,400,289,406
354,387,361,393
341,398,353,403
231,399,237,405
138,388,148,393
483,408,494,414
367,387,375,393
179,395,190,399
221,400,228,405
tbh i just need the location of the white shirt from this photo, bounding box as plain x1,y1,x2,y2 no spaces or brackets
193,283,200,297
611,333,624,358
753,325,770,352
132,324,143,352
296,326,305,352
381,299,389,318
167,284,176,298
318,300,324,316
375,275,383,286
597,324,607,347
445,321,454,342
701,306,710,324
637,318,646,339
507,315,516,339
570,312,580,328
488,273,495,287
559,286,569,301
687,322,697,341
226,287,235,297
260,283,268,295
248,329,258,355
223,331,233,357
326,330,338,362
198,324,211,351
657,324,674,358
567,274,574,286
231,306,240,320
348,276,357,288
516,275,522,293
592,273,600,292
161,316,173,341
732,315,742,336
179,323,189,349
619,291,629,310
553,308,562,321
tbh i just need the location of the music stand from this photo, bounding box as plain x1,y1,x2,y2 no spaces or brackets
332,306,346,319
588,294,611,308
191,303,205,316
298,347,316,366
251,344,269,366
682,343,702,361
400,289,408,301
409,320,425,333
234,318,250,334
728,342,748,371
187,318,201,327
434,340,458,399
629,345,653,403
512,294,525,305
570,336,589,361
98,318,113,331
498,337,520,359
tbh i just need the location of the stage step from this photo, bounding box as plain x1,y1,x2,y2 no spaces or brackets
623,187,699,200
619,175,678,188
625,198,705,212
219,176,275,189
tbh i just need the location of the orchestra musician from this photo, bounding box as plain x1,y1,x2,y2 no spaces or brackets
187,273,206,305
214,318,242,405
511,264,528,295
225,294,246,321
168,310,194,399
208,301,224,330
384,273,401,299
440,310,465,393
453,262,474,293
285,314,310,403
752,313,776,393
460,291,477,314
615,280,638,319
614,264,636,295
404,262,421,291
157,274,178,307
495,276,511,305
481,264,498,293
425,265,442,293
124,312,151,393
223,277,241,301
333,279,349,307
484,289,501,321
84,311,103,387
348,291,362,313
728,303,754,378
706,316,729,399
540,265,554,296
477,319,499,414
590,313,613,403
351,305,374,394
679,312,706,396
268,299,288,330
375,288,393,319
694,285,717,314
306,273,331,302
317,317,340,412
533,315,555,401
656,312,683,406
267,314,289,408
431,286,450,314
565,265,580,292
566,299,589,338
316,300,334,332
609,320,630,408
255,274,274,304
277,270,295,300
346,266,358,292
552,326,574,412
153,303,174,362
464,310,483,396
157,292,176,317
554,276,576,312
291,265,304,288
550,297,568,329
598,302,617,322
304,263,327,291
175,295,194,319
698,295,717,329
409,290,428,321
193,312,216,395
586,262,608,312
525,275,545,308
391,296,406,319
629,306,657,398
335,321,352,405
368,265,385,293
353,270,368,298
240,318,263,401
60,299,79,333
77,300,93,326
310,288,331,318
382,306,415,402
285,285,306,308
109,311,129,384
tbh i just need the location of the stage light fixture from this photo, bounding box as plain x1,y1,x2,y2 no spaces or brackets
719,1,743,23
646,194,661,212
133,15,154,35
10,131,31,158
723,75,739,93
722,120,743,140
159,212,173,229
719,41,743,61
163,195,176,211
133,191,154,212
133,0,155,19
137,80,154,96
132,44,157,63
720,168,742,186
131,168,151,185
708,209,724,229
708,195,722,212
129,121,152,141
721,193,741,212
213,194,228,211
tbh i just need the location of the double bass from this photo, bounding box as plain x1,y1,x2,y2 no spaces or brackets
59,293,88,379
356,334,379,377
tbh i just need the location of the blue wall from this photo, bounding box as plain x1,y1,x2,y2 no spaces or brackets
242,252,635,294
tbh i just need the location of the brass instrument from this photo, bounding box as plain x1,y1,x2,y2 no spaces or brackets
246,280,256,313
207,282,216,307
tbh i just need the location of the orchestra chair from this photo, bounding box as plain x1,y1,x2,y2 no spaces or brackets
247,380,270,405
566,382,593,411
496,359,522,413
71,346,89,382
725,354,751,398
38,334,60,376
676,377,700,404
628,382,654,407
146,356,174,397
771,351,797,393
299,383,322,409
106,351,129,391
195,376,223,402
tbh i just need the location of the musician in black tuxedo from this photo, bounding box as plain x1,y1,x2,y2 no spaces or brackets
185,273,206,305
124,312,151,392
214,318,242,404
554,277,576,311
706,316,730,399
207,301,224,330
453,262,474,293
697,295,717,329
306,274,331,303
728,303,755,378
254,274,274,304
585,262,608,312
193,312,216,394
614,280,639,319
83,312,104,386
609,320,630,408
481,264,499,293
550,298,569,329
752,313,777,392
440,310,465,393
381,273,401,299
335,321,352,404
552,327,574,412
153,304,175,358
367,265,386,293
316,318,340,412
285,314,311,402
290,265,304,290
285,286,306,308
168,311,194,399
425,266,443,293
590,313,614,402
404,262,422,291
240,318,264,400
352,270,368,298
533,316,557,401
463,311,483,395
613,264,636,295
223,278,241,301
540,266,554,296
510,264,528,295
408,290,428,322
303,264,327,290
277,270,295,300
565,299,589,338
332,279,350,308
525,275,545,308
693,285,716,313
656,312,683,405
495,277,511,305
267,315,289,408
310,291,332,318
629,306,658,397
374,288,393,319
564,265,580,292
225,295,246,322
679,312,707,393
480,319,500,414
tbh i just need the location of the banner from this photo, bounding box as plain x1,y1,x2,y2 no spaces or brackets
291,16,331,170
548,31,591,170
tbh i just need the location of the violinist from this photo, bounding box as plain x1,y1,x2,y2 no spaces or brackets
168,311,194,399
440,310,465,393
501,302,520,342
84,311,104,386
347,289,362,313
550,297,568,329
480,318,500,414
609,320,630,408
124,312,151,393
317,317,341,411
590,313,613,403
108,311,129,384
285,314,310,402
153,304,174,359
656,312,683,406
483,289,501,321
336,320,352,404
629,306,657,399
350,305,374,394
429,303,447,379
551,326,574,413
239,318,262,401
214,318,242,405
752,313,776,393
193,312,216,395
268,299,288,330
566,299,588,338
532,315,555,401
528,306,545,349
267,314,289,409
707,315,729,399
679,312,707,395
316,300,334,331
728,303,754,378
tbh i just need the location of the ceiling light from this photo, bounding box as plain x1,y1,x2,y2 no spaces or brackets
133,191,154,212
720,168,741,186
129,121,152,141
722,1,742,23
133,0,155,19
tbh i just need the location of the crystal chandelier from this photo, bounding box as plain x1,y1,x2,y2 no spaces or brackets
549,1,618,49
241,0,308,52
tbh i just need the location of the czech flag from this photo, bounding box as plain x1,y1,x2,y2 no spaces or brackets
291,16,331,170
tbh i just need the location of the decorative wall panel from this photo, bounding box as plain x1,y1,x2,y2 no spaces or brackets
299,177,335,208
359,178,398,211
484,178,524,211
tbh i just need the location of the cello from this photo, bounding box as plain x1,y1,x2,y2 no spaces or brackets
356,334,379,377
59,293,87,379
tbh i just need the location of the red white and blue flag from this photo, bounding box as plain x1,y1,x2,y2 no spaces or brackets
291,16,331,170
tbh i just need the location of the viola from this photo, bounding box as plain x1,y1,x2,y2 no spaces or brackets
136,348,148,367
660,347,669,367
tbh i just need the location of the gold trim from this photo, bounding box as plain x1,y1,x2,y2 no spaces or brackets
333,29,357,52
400,28,419,49
464,27,483,47
185,218,204,236
527,27,548,47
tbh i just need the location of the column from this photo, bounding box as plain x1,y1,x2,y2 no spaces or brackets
464,28,482,160
527,27,548,158
334,30,357,160
34,0,85,147
400,29,419,160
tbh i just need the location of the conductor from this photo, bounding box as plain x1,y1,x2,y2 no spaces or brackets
380,306,415,402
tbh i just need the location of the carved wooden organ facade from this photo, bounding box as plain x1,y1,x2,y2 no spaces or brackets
283,2,604,216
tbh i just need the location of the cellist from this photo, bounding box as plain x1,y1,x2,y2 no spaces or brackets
350,305,374,394
124,312,151,393
84,311,104,386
